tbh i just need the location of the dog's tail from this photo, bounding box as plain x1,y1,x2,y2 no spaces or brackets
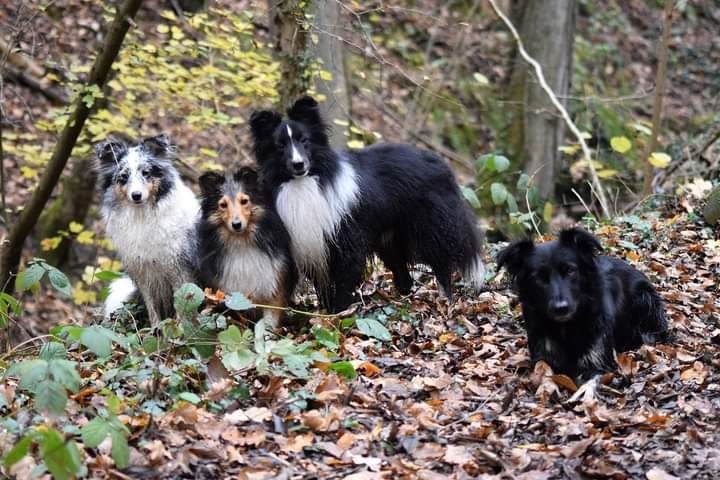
463,253,486,291
104,276,138,318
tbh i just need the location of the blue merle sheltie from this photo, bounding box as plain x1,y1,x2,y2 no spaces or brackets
197,167,297,327
95,134,200,325
249,96,485,312
497,228,668,382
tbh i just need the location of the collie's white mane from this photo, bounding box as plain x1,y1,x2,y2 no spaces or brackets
275,159,359,281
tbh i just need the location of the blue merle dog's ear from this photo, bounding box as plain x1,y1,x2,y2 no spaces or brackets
94,138,128,170
249,110,282,139
141,134,173,158
199,171,225,197
559,228,602,257
496,239,535,279
233,166,258,186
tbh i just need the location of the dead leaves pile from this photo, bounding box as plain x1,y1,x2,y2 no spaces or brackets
3,206,720,480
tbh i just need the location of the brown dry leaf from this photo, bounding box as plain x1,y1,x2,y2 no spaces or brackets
224,406,272,425
337,431,356,451
616,352,638,376
344,472,387,480
680,361,708,384
532,361,559,402
357,360,382,378
204,378,234,402
646,468,680,480
551,374,578,392
315,373,349,402
302,408,341,432
443,444,473,465
412,442,446,461
194,417,226,440
143,440,170,465
561,436,595,458
204,288,225,304
285,432,314,453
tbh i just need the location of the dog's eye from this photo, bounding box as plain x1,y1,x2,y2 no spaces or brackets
141,169,151,178
218,200,228,209
566,267,577,277
117,173,129,184
301,138,310,147
240,198,249,206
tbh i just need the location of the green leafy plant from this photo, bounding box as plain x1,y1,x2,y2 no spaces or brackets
16,259,72,298
4,426,84,480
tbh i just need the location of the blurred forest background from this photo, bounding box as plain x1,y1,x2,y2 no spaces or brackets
0,1,719,478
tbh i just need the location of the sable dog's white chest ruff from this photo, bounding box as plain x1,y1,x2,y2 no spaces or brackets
275,161,359,279
219,241,285,300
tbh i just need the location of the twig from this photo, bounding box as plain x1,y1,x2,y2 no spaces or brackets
641,0,674,197
486,0,612,219
251,303,343,319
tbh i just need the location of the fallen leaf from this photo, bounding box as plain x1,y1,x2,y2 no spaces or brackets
646,467,679,480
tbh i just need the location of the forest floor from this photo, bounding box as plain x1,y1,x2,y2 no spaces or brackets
3,198,719,479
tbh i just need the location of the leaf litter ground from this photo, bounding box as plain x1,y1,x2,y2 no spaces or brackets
2,201,720,479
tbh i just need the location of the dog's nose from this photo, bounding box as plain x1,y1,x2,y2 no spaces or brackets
131,191,142,202
550,300,570,317
292,161,306,171
231,220,244,232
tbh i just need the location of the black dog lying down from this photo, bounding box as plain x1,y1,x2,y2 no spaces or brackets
497,228,668,381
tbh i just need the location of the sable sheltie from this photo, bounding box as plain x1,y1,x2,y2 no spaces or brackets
95,134,200,325
497,228,668,381
197,167,297,327
249,96,485,312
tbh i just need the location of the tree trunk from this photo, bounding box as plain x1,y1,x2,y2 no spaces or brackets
36,156,97,268
309,0,350,149
0,0,143,294
506,0,576,200
269,0,311,111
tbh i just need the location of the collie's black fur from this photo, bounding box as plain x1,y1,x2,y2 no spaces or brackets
197,167,297,327
497,228,668,381
249,96,484,312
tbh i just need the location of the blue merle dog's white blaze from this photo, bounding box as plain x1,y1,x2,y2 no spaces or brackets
95,135,200,325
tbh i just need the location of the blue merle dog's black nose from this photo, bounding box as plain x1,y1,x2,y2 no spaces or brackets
131,191,142,202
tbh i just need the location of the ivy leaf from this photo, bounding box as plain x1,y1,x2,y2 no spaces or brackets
80,326,113,358
328,361,357,380
16,264,46,291
47,266,72,297
312,326,340,351
225,292,253,311
610,136,632,154
3,434,33,469
81,418,110,448
460,186,481,209
173,283,204,319
356,316,391,342
490,182,508,205
35,380,69,416
110,430,130,469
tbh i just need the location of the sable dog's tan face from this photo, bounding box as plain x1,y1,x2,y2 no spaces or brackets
199,168,265,240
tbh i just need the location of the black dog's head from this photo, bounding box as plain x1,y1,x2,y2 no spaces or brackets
249,96,331,179
497,228,602,322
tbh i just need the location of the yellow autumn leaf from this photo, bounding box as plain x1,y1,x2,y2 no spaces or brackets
559,144,580,155
41,236,63,251
68,221,84,234
77,231,95,245
610,136,632,154
82,266,101,285
347,140,365,149
649,152,671,168
543,202,554,223
597,169,618,178
156,24,170,34
73,282,97,305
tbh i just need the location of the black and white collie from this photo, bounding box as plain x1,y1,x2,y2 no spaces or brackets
497,228,668,381
95,134,200,325
249,96,485,312
197,167,297,327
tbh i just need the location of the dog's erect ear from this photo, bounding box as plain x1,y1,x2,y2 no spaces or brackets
199,172,226,196
287,96,321,124
141,134,173,158
496,239,535,278
94,139,128,168
233,166,258,186
559,228,602,257
249,110,282,139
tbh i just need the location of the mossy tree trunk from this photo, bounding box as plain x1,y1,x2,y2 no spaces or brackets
269,0,311,111
505,0,576,200
268,0,350,145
